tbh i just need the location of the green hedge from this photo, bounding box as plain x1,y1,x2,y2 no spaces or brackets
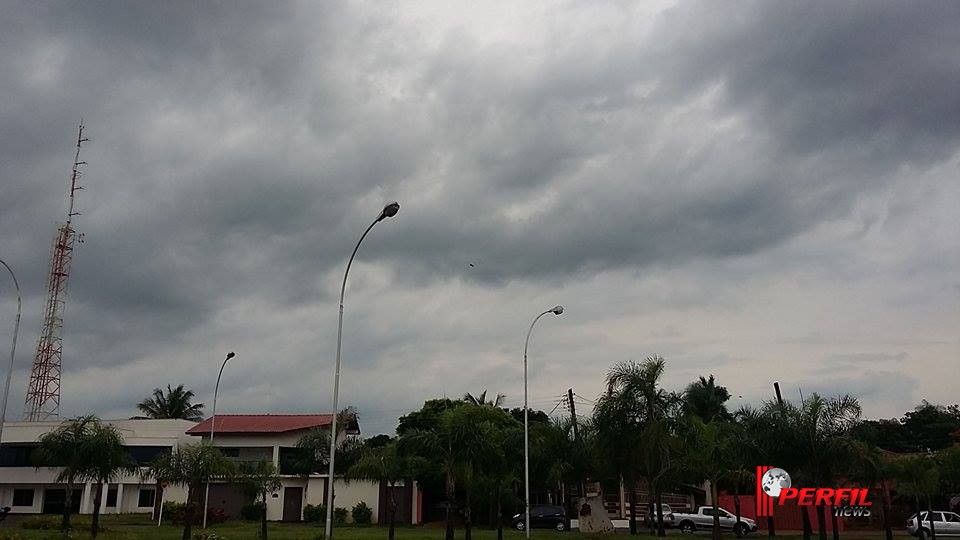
352,501,372,524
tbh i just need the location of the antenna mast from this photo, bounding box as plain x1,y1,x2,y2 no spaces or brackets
23,123,89,421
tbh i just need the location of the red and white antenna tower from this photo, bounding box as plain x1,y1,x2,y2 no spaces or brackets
23,123,89,421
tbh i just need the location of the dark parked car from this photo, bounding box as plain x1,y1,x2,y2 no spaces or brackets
512,504,568,531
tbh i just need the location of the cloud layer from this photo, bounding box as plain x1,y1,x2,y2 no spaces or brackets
0,1,957,433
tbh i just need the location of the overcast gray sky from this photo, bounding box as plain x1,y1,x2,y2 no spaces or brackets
0,1,957,435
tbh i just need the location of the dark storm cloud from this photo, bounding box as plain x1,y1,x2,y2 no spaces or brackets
0,1,956,423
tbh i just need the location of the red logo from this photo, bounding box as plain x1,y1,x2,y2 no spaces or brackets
755,466,872,518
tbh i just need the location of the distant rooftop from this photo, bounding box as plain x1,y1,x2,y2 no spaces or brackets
186,414,360,435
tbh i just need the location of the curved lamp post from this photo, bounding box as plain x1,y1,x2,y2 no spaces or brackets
202,351,235,529
523,305,563,538
0,259,21,446
325,202,400,539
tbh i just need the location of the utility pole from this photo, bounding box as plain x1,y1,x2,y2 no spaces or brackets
567,388,580,444
767,381,785,537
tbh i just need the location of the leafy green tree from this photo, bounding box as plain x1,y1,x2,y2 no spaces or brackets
81,422,137,538
33,415,99,532
684,375,732,423
399,402,515,540
902,402,960,451
148,443,234,540
238,460,282,540
137,384,204,421
396,399,463,435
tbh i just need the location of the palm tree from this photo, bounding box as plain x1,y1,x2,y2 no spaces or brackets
81,422,137,538
463,390,506,407
684,375,732,423
149,443,234,540
845,440,895,540
291,408,362,513
780,394,861,540
894,455,941,540
137,384,204,421
399,404,512,540
594,356,670,535
347,441,407,540
724,418,758,540
238,460,282,540
639,419,680,537
679,417,736,540
33,415,99,532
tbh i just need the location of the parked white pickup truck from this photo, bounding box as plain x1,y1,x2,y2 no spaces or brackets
672,506,758,537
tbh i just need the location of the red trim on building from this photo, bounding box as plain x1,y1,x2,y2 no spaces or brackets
186,414,359,435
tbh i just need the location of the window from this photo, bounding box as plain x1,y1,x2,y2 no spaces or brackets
702,508,716,516
106,487,118,507
221,448,240,458
12,488,34,507
0,445,37,467
138,488,155,508
125,445,170,465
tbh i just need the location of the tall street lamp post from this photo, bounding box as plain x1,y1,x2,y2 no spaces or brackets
0,259,21,446
203,351,235,529
523,305,563,538
325,202,400,539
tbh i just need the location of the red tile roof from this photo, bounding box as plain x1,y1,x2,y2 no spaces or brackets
186,414,359,435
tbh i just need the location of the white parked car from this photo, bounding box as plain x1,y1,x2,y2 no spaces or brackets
907,511,960,538
672,505,758,537
643,503,676,528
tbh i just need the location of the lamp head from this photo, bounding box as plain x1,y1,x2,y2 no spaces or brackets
550,305,564,315
226,352,235,360
378,202,400,221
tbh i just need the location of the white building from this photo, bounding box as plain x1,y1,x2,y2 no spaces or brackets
0,418,193,515
0,414,421,524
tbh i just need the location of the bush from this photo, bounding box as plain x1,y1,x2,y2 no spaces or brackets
163,501,189,525
334,507,348,525
206,507,229,525
20,516,60,530
352,501,372,524
161,501,228,525
240,501,265,521
303,503,325,523
21,515,97,531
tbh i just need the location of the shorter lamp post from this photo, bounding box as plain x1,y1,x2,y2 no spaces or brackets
523,305,563,538
202,351,235,529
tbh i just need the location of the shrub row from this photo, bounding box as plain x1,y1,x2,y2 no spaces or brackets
303,502,370,524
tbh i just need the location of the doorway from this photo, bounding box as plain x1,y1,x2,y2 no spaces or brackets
282,487,303,522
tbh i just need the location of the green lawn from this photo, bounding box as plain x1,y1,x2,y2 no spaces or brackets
0,515,879,539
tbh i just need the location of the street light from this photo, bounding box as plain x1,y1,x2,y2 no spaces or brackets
202,351,235,529
325,202,400,539
0,259,21,447
523,305,563,538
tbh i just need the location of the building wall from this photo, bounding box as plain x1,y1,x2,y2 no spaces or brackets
0,419,195,516
0,419,394,524
334,480,380,524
